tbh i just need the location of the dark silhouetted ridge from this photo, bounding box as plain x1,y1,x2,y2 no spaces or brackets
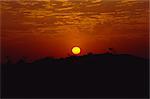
1,53,149,98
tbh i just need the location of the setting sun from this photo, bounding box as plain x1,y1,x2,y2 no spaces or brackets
72,47,81,55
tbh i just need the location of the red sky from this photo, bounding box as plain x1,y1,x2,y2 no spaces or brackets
1,0,149,63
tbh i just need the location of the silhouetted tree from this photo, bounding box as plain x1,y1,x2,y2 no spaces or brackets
108,48,116,54
17,56,27,64
87,52,93,56
6,56,11,65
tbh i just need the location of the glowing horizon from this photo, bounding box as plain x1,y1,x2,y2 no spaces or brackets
1,0,149,63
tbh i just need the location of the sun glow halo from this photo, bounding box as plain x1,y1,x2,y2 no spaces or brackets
72,47,81,55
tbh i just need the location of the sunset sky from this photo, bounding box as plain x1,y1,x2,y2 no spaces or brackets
1,0,149,63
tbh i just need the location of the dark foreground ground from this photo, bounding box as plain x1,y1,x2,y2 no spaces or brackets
1,53,149,98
